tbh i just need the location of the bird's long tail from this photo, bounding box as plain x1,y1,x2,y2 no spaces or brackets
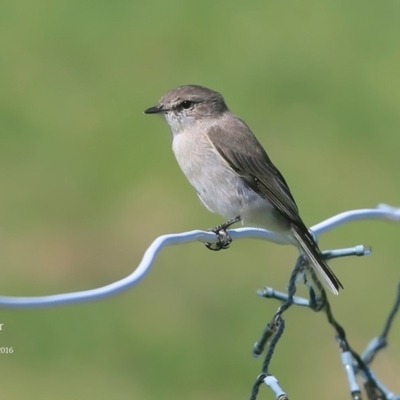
290,223,343,295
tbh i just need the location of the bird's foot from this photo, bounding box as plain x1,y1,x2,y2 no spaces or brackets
205,216,241,251
205,228,232,251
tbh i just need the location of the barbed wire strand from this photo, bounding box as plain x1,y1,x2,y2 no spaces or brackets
362,283,400,366
254,248,400,400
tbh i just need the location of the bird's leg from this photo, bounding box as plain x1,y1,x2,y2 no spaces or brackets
205,216,241,251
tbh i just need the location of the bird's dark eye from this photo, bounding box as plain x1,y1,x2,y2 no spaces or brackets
181,100,193,109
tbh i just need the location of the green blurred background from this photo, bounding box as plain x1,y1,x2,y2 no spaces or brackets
0,0,399,398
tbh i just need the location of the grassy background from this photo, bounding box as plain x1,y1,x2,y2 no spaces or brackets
0,0,399,398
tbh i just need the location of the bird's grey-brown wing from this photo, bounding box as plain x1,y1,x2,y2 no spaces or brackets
206,117,303,226
206,116,343,294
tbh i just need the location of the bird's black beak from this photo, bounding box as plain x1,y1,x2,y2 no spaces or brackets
144,105,165,114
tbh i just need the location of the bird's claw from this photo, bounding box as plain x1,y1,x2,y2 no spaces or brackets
204,216,240,251
205,228,232,251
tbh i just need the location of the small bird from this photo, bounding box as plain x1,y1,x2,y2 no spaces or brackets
144,85,343,294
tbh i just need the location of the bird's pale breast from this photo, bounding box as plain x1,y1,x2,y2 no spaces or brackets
172,129,290,238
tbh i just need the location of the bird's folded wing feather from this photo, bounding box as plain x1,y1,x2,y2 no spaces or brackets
206,121,304,227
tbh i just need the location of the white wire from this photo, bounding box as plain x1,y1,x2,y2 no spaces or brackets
0,203,398,308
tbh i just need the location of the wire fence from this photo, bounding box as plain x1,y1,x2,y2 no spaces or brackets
0,203,399,399
251,251,400,400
